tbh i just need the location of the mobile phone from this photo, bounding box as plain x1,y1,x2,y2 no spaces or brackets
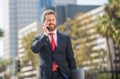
47,26,50,31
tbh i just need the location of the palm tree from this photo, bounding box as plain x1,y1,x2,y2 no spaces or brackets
22,32,39,68
21,31,39,79
0,58,12,79
95,0,120,45
95,0,120,79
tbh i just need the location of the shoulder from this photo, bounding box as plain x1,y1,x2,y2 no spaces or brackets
58,31,70,38
34,33,44,39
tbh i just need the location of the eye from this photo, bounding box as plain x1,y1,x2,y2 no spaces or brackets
52,19,56,21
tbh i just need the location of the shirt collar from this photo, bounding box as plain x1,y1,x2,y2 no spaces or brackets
49,29,57,35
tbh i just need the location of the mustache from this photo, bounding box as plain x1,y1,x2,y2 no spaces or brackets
49,23,55,26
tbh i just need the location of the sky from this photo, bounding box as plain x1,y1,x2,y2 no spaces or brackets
77,0,108,5
0,0,108,57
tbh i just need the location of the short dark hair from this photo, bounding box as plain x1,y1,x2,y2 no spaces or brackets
41,9,56,22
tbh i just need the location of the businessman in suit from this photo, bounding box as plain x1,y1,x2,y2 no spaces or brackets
31,9,76,79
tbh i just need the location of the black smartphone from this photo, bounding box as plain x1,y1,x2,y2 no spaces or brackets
47,26,50,31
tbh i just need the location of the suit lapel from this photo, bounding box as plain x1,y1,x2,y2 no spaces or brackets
46,37,52,52
54,31,61,52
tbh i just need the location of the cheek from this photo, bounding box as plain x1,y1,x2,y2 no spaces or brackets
50,21,56,25
53,21,56,25
44,21,49,25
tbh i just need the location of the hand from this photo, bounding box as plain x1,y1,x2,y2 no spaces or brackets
42,23,49,36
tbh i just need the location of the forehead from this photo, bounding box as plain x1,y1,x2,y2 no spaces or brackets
44,11,56,17
45,14,56,19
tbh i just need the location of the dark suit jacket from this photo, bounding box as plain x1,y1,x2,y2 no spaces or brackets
31,31,76,79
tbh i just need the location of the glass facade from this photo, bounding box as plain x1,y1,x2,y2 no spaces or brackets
0,1,40,76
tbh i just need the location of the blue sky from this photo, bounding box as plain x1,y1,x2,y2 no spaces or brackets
77,0,108,5
0,0,108,57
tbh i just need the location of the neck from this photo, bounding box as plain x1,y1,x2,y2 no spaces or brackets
49,29,57,33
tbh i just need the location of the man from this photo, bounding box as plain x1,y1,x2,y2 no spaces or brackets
31,9,76,79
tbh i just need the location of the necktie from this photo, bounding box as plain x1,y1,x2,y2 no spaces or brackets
49,33,57,72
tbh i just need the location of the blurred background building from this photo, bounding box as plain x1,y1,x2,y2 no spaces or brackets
76,6,108,71
1,0,39,60
47,4,99,25
1,0,119,79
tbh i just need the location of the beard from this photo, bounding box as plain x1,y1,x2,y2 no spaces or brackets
47,24,56,31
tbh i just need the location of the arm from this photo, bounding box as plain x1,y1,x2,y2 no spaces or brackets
66,36,76,69
31,34,48,53
31,22,50,53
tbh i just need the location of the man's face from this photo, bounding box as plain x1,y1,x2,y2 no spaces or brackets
44,14,56,31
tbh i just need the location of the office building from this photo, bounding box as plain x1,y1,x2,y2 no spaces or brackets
39,0,77,22
47,4,99,25
76,6,107,70
0,0,39,59
53,0,76,6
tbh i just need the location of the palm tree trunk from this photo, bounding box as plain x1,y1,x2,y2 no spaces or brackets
0,29,3,37
106,37,114,79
